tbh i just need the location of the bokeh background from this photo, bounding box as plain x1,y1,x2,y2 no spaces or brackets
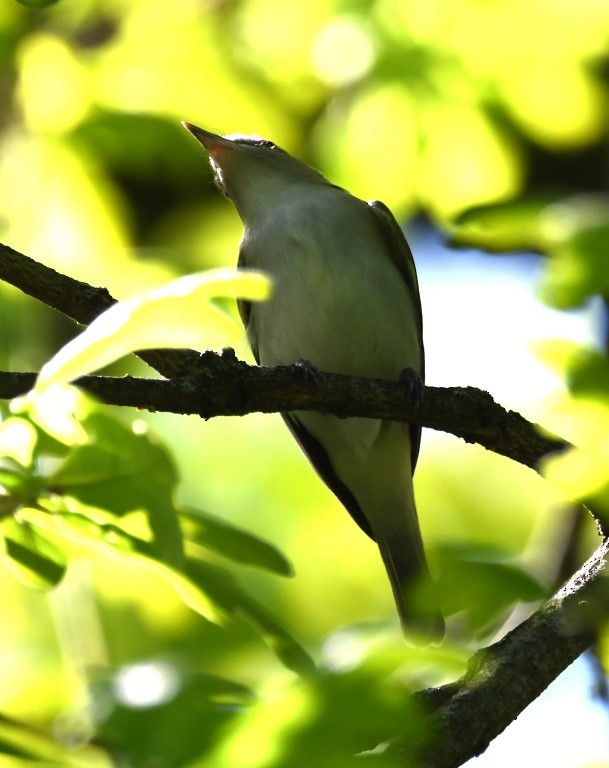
1,0,609,766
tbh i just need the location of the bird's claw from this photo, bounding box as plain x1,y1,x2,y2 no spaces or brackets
399,367,424,411
295,359,324,384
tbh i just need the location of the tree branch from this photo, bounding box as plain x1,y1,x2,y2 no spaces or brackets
394,538,609,768
0,241,570,472
0,242,200,378
1,362,566,474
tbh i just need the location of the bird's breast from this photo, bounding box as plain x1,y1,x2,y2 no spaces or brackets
243,191,421,381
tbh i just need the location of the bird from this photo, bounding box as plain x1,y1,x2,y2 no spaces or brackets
183,122,444,643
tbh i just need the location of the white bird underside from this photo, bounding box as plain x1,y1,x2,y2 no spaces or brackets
240,185,441,641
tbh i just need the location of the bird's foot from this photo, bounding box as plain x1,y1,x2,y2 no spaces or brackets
295,359,324,384
399,367,424,412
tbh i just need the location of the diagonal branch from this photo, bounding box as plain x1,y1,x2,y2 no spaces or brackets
393,538,609,768
0,242,200,378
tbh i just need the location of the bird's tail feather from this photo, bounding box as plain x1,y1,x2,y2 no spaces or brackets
372,505,444,645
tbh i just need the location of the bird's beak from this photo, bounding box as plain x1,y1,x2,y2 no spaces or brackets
182,122,233,159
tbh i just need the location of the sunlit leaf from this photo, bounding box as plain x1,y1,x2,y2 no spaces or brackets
210,658,426,768
543,444,609,510
0,417,38,467
313,82,419,214
15,0,60,7
55,507,220,623
17,33,90,133
1,516,66,589
186,559,315,677
13,383,89,446
59,509,154,557
50,411,184,567
35,268,271,393
180,507,293,576
0,712,96,764
0,135,130,281
535,344,609,512
417,105,523,220
0,458,35,496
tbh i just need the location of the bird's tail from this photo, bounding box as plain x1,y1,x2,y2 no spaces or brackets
371,501,444,645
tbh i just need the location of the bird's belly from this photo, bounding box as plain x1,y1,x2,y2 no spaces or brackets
244,200,422,462
251,234,420,381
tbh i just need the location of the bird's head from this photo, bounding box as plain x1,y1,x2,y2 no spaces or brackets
182,122,329,223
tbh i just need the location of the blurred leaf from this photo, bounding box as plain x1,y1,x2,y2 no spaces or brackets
0,417,38,467
453,193,609,309
59,510,155,558
91,660,252,768
536,345,609,515
534,341,609,405
50,411,184,568
417,105,523,220
0,713,93,766
14,385,90,447
186,559,315,677
18,33,91,134
15,0,60,6
0,136,130,282
559,345,609,397
35,268,272,393
449,193,562,252
0,495,21,519
180,507,293,576
313,82,419,214
6,401,305,665
209,659,427,768
56,507,305,666
1,516,66,589
435,544,549,636
55,507,221,624
74,112,202,187
541,220,609,309
0,457,38,497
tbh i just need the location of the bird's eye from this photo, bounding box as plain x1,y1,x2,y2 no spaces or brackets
256,139,279,150
232,136,285,153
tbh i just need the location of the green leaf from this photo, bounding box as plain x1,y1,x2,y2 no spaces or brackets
208,656,427,768
0,712,102,765
180,507,293,576
1,517,67,590
91,661,253,767
434,544,549,636
56,509,221,623
540,221,609,309
0,417,39,468
0,458,35,496
15,0,60,7
186,559,315,677
59,510,154,557
449,193,561,252
50,411,184,567
35,268,271,393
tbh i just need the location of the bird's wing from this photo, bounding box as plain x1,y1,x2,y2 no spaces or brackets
367,199,424,472
282,412,375,540
237,243,260,363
